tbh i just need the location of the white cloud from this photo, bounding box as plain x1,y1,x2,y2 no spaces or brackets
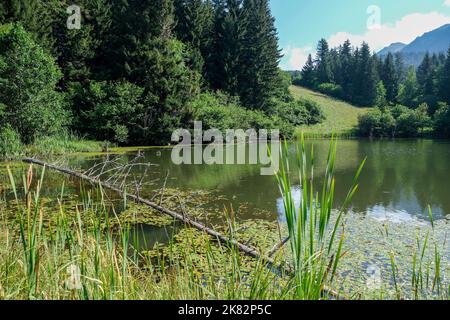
444,0,450,7
281,45,313,70
280,11,450,70
328,12,450,52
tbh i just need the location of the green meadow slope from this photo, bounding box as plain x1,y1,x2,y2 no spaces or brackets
290,86,370,137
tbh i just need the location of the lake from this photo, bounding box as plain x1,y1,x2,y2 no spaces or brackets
63,139,450,222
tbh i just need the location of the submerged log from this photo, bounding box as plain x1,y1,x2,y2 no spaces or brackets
22,157,341,299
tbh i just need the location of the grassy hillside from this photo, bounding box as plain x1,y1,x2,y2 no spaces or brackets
290,86,370,137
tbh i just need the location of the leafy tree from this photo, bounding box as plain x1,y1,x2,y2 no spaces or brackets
0,24,67,143
433,102,450,137
375,81,387,109
397,67,418,108
396,103,430,137
68,81,144,144
358,109,395,137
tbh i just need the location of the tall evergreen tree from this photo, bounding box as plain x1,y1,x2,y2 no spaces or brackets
394,52,406,83
207,0,245,95
315,38,333,84
381,53,398,103
339,39,354,100
300,54,316,88
99,0,175,82
417,53,435,97
239,0,282,109
0,0,55,51
353,42,377,106
174,0,214,76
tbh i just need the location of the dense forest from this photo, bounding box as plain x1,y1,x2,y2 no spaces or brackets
297,38,450,137
0,0,324,154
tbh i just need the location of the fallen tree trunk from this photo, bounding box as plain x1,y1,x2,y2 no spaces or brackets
22,157,341,299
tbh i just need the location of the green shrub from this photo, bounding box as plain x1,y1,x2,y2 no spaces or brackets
270,98,324,128
300,98,325,125
191,92,295,138
68,81,144,144
433,102,450,137
358,109,395,137
0,23,67,144
0,125,22,157
358,104,431,138
317,83,344,100
396,103,430,137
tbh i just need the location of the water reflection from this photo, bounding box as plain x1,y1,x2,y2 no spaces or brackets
64,139,450,222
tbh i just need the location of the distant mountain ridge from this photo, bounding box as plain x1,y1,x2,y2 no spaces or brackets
378,24,450,66
378,42,406,56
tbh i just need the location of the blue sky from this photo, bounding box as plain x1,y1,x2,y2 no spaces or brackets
270,0,450,70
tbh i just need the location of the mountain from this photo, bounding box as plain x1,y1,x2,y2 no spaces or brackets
378,42,406,56
377,24,450,66
402,24,450,54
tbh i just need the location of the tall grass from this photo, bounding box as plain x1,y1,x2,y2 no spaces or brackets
0,165,283,300
0,130,104,159
275,134,365,299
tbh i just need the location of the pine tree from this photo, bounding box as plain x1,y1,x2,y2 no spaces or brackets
174,0,214,76
239,0,282,109
0,0,55,50
381,53,398,103
219,0,244,95
417,53,435,96
100,0,175,82
42,0,112,86
394,52,406,83
300,54,316,88
438,47,450,105
353,42,377,106
339,39,353,100
315,38,332,84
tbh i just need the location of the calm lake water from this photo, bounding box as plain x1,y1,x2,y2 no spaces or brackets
65,139,450,223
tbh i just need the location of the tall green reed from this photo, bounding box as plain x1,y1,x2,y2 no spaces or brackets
275,134,365,299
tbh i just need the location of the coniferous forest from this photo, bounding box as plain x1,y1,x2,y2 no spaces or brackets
0,0,324,153
297,38,450,138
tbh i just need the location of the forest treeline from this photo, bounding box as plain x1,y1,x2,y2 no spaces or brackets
296,38,450,137
0,0,324,154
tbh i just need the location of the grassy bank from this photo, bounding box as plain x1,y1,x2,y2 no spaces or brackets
0,132,105,159
290,86,370,138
